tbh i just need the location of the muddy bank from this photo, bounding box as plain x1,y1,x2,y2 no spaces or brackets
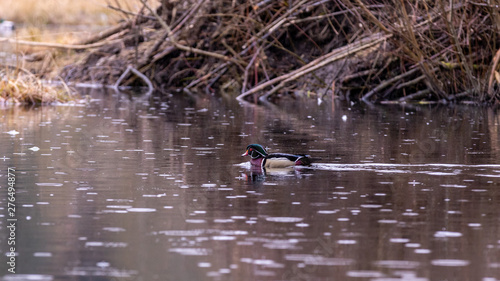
45,1,500,104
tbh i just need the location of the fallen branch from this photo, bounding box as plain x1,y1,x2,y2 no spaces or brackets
361,67,420,102
114,65,153,95
396,74,426,89
341,69,376,83
398,88,431,102
79,20,134,45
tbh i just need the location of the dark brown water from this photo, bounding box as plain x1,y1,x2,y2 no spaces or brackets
1,89,500,281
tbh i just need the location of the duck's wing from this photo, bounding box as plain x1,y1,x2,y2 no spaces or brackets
267,153,312,166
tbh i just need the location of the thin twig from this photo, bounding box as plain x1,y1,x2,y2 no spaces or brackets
107,5,155,20
184,62,229,90
171,0,204,34
487,48,500,98
242,47,261,93
0,37,120,50
353,0,390,33
78,20,133,45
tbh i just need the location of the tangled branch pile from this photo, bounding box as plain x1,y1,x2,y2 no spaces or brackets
56,0,500,104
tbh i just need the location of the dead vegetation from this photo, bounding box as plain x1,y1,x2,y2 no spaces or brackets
0,65,74,104
0,0,144,26
348,0,500,104
10,0,500,104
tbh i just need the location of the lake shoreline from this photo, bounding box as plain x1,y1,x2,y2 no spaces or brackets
4,1,500,106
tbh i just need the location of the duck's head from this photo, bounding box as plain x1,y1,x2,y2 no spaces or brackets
242,144,268,159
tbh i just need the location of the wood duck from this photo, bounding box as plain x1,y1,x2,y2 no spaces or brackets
242,144,313,168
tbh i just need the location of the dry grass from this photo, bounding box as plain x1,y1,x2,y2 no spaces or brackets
0,0,147,26
0,66,74,104
0,0,155,66
0,0,155,105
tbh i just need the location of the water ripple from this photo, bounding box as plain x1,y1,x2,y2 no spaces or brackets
285,254,354,266
431,259,470,267
265,217,303,223
169,248,211,256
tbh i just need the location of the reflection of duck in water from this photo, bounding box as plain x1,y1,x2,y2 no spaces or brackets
242,144,313,168
241,167,298,185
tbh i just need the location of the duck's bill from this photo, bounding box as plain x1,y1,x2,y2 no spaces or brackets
241,150,249,156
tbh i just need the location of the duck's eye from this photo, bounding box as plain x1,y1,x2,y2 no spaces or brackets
249,148,253,152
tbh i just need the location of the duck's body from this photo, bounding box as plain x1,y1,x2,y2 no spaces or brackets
242,144,312,168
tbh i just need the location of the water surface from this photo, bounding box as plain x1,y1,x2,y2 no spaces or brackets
1,90,500,280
